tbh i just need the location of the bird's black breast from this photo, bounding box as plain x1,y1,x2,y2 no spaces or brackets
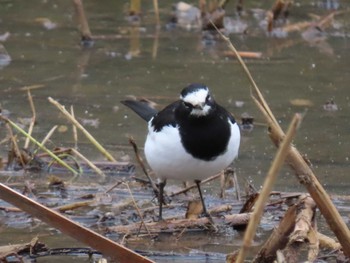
177,105,235,161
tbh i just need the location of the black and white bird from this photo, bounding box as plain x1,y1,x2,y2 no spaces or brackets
122,83,240,220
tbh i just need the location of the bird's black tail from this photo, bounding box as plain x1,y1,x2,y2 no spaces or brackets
121,100,158,122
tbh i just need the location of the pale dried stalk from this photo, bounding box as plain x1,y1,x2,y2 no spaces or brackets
253,203,298,262
235,114,301,263
24,89,36,149
48,97,117,163
153,0,160,26
129,137,159,194
70,148,106,178
72,0,92,39
124,182,151,236
33,125,58,155
40,125,58,146
1,116,78,175
170,172,222,197
71,106,78,149
5,123,25,168
19,84,45,91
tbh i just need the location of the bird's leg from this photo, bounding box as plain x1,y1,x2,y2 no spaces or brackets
195,180,209,216
195,180,217,230
158,179,166,221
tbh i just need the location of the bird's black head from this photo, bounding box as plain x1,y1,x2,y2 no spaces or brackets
179,83,215,117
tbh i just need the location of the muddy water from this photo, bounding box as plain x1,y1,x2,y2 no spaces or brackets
0,0,350,262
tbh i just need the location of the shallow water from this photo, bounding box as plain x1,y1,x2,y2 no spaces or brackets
0,0,350,262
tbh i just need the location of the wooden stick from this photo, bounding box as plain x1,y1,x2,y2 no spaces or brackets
235,114,301,263
48,97,117,163
0,183,154,263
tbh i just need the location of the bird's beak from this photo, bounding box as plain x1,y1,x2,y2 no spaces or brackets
193,103,204,110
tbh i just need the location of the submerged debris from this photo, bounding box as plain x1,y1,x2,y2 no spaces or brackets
323,99,338,112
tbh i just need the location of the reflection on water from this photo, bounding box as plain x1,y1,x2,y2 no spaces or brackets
0,0,349,261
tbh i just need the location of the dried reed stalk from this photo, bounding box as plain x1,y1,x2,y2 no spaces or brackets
5,123,25,168
153,0,160,26
235,114,301,263
169,172,222,197
1,116,78,175
253,202,298,262
71,106,78,149
214,24,350,257
130,0,141,15
70,148,106,178
72,0,93,41
124,182,152,236
128,137,159,194
24,89,36,149
40,125,57,147
48,97,117,163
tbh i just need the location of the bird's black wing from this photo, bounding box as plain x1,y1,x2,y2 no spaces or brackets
121,100,158,122
151,101,180,132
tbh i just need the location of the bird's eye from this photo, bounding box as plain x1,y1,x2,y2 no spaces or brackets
205,94,211,103
183,101,192,108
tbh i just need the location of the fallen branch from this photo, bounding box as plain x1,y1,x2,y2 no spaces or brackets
109,213,251,235
0,237,47,261
282,195,318,262
253,201,298,263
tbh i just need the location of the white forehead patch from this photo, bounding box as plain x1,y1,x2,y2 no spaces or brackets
181,88,208,105
180,88,211,116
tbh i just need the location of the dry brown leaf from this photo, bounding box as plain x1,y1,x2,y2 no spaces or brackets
290,99,314,107
185,200,203,219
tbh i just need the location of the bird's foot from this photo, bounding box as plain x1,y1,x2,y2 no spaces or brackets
204,212,218,232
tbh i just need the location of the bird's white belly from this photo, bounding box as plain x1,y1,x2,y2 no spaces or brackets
144,122,240,182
